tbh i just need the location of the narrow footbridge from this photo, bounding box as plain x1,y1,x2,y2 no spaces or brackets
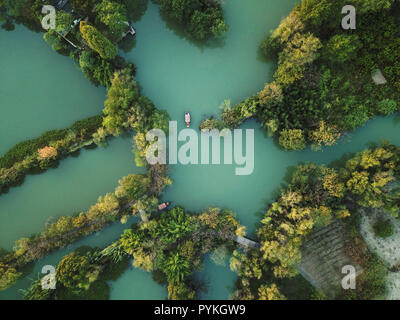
235,236,261,249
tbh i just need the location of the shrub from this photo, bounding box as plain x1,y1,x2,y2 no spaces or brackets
70,115,103,138
199,118,223,131
0,130,68,168
373,217,394,238
259,35,281,59
80,22,118,60
325,34,361,64
278,129,306,151
376,99,398,115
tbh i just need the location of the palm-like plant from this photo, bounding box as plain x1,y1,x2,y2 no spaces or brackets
162,252,190,284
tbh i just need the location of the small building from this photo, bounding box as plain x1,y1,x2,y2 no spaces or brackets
122,21,136,38
372,69,387,85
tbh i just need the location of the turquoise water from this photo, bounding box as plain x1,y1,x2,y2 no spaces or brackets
0,25,106,154
1,0,399,300
109,265,167,300
126,0,300,233
126,0,297,126
161,116,400,236
197,254,236,300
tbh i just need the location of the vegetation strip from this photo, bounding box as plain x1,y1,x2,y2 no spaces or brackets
0,115,103,195
0,164,171,291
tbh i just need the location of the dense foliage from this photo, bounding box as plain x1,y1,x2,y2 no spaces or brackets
80,21,118,60
118,206,243,299
96,67,170,166
154,0,228,41
0,115,102,169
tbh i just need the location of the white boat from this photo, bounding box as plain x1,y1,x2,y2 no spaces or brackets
185,112,191,127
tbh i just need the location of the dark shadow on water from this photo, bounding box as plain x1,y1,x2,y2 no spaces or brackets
119,131,133,141
393,113,400,125
70,149,81,158
1,19,15,31
192,274,210,297
329,140,386,169
126,0,149,23
329,150,361,169
256,46,277,82
19,260,36,279
119,34,137,53
282,165,297,185
256,45,272,64
260,125,272,139
83,143,98,150
253,208,266,236
271,134,285,151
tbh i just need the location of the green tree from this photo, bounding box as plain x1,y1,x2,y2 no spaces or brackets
188,8,227,41
43,30,65,52
95,0,128,38
87,193,119,220
3,0,26,17
115,174,151,200
56,252,92,289
70,0,98,17
23,279,52,300
258,82,283,107
298,0,338,30
79,50,114,87
119,228,144,255
325,34,362,64
275,33,322,85
158,0,226,41
258,283,286,300
354,0,395,13
102,68,140,135
80,22,118,60
310,121,341,150
279,129,306,151
150,207,195,244
376,99,398,115
373,217,394,238
160,0,200,25
123,0,148,22
162,252,191,284
55,11,74,34
0,263,21,291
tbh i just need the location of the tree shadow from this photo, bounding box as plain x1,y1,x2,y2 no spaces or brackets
119,34,137,53
126,0,149,23
1,19,15,31
393,113,400,126
329,151,358,169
